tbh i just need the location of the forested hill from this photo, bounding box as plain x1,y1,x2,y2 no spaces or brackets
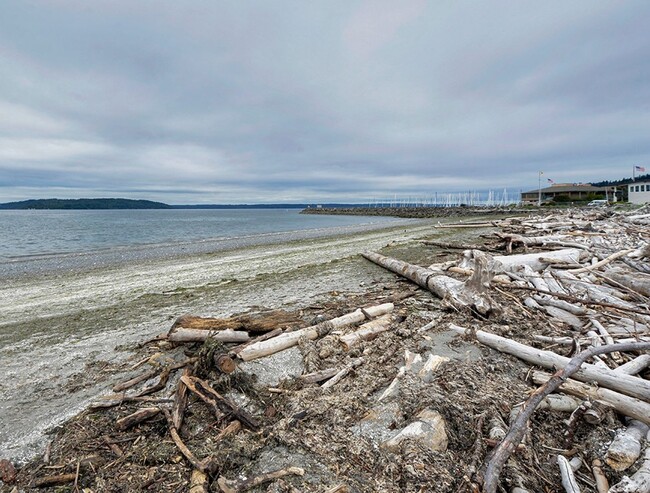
0,198,172,210
592,174,650,187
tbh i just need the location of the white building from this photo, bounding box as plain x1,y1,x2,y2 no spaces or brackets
628,182,650,204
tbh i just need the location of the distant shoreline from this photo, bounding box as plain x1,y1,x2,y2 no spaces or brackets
301,205,532,218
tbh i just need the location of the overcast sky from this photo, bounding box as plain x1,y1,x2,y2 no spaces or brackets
1,1,649,203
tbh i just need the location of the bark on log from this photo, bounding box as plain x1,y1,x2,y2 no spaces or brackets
362,252,499,315
173,310,302,333
606,420,650,471
450,324,650,401
237,303,394,361
339,314,395,350
531,372,650,425
168,328,250,343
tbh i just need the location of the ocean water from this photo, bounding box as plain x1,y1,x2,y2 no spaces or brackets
0,208,400,261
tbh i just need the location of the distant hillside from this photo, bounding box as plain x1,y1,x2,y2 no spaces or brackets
0,198,172,210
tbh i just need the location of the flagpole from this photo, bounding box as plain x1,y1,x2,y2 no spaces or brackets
633,165,636,181
538,171,543,206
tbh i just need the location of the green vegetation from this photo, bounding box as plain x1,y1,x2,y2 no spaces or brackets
0,198,172,210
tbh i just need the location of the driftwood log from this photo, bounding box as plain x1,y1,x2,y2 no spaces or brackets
531,372,650,425
362,251,499,315
172,310,302,333
450,324,650,401
339,314,395,350
237,303,394,361
609,430,650,493
168,328,250,343
606,420,650,471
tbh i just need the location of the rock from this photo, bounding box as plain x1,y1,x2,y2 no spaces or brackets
239,347,304,387
381,409,448,453
0,458,16,484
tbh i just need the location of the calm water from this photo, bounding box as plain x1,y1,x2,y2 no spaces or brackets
0,209,400,260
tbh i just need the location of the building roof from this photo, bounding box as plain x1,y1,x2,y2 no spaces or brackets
522,183,609,194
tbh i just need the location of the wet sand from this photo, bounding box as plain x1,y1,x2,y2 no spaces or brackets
0,218,445,462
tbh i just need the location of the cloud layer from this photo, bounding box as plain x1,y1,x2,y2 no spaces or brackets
1,1,648,203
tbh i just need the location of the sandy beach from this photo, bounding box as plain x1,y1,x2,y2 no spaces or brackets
0,218,440,462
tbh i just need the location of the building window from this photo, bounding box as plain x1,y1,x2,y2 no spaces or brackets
637,186,641,192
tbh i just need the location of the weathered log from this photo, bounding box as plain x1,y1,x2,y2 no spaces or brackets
299,367,339,384
460,248,583,274
558,454,581,493
591,459,609,493
533,295,588,315
230,327,283,355
339,314,395,350
450,324,650,401
496,233,590,251
507,284,650,316
607,270,650,298
33,474,77,488
568,248,634,274
217,467,305,493
362,251,499,315
606,420,650,471
381,409,448,453
616,354,650,376
112,369,157,392
116,407,160,431
168,328,250,343
609,431,650,493
172,310,302,333
320,358,363,389
422,239,485,250
237,303,394,361
181,375,259,430
531,372,650,425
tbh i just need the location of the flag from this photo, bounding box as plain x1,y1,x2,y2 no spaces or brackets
547,178,554,184
636,165,646,172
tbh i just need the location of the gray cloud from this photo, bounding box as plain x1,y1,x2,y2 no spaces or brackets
1,0,649,203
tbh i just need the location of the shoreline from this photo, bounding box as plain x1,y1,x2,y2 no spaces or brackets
2,216,462,462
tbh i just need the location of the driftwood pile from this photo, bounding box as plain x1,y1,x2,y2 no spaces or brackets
2,206,650,493
363,206,650,492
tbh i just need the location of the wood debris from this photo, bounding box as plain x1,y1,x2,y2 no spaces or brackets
3,206,650,492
